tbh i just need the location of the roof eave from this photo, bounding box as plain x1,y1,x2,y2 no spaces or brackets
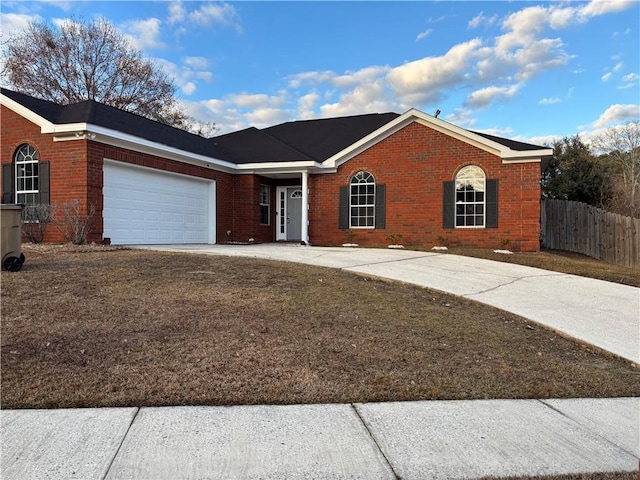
70,124,237,173
501,148,554,163
236,161,324,174
1,92,57,132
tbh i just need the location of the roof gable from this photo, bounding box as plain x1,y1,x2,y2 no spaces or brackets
320,109,552,168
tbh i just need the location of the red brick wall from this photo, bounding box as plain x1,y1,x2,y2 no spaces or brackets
1,105,90,242
308,121,541,252
1,105,236,244
229,175,274,243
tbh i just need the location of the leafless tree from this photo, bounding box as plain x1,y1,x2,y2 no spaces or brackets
593,121,640,217
53,200,95,245
3,18,211,132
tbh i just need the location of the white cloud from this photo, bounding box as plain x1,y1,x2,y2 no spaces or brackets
443,108,477,129
580,0,635,17
184,56,209,70
387,38,482,105
613,28,632,37
188,2,241,33
168,1,186,24
287,70,338,89
416,29,432,41
297,92,320,120
476,126,514,138
121,18,164,50
154,57,215,96
228,93,287,109
196,71,214,82
245,108,290,128
332,66,390,89
0,12,42,41
593,104,640,128
621,73,639,83
465,84,520,108
613,62,624,72
601,72,612,82
618,72,640,88
468,12,497,29
319,81,393,118
538,97,561,105
182,82,196,95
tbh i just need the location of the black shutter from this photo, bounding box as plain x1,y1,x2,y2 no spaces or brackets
338,186,349,229
486,179,498,228
443,181,455,228
375,184,385,229
38,161,50,205
2,163,12,204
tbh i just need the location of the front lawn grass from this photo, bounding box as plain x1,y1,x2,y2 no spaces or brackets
1,246,638,409
438,247,639,287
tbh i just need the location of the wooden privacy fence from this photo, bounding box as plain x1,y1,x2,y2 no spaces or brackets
541,199,639,268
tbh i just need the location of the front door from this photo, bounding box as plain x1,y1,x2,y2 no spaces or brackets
276,187,302,241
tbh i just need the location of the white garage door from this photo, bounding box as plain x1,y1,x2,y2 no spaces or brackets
103,160,215,245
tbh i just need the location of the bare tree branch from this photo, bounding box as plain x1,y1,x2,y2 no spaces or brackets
3,17,213,134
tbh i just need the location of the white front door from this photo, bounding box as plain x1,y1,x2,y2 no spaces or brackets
276,186,302,241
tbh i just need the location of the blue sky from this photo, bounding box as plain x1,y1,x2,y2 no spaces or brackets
1,1,639,144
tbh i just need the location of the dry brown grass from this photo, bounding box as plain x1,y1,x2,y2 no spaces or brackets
2,246,639,409
437,247,639,287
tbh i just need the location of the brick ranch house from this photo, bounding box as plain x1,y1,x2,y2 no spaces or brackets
1,88,552,251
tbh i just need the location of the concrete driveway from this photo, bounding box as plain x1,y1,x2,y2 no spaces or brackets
136,243,640,365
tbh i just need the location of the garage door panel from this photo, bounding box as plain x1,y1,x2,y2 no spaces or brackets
103,161,213,245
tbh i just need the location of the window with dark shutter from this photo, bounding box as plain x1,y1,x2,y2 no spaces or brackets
2,163,12,204
443,166,497,229
486,179,498,228
349,171,376,228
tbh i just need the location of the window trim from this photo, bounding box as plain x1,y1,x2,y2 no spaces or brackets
259,184,270,225
454,165,486,229
14,144,40,205
349,171,376,229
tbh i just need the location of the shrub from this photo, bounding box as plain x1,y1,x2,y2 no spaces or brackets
21,204,53,243
54,200,96,245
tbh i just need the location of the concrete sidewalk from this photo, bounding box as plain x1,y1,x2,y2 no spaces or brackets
2,398,638,479
136,244,640,364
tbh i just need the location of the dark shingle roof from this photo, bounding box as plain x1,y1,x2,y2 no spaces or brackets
212,127,313,164
262,113,401,161
1,88,66,120
210,113,400,163
1,88,232,161
471,130,548,151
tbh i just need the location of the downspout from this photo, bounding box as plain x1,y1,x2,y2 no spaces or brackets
301,171,309,245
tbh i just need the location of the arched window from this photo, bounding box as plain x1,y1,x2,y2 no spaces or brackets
350,171,375,228
455,165,486,227
14,144,40,205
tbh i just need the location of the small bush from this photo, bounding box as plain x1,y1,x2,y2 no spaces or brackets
21,204,53,243
54,200,96,245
